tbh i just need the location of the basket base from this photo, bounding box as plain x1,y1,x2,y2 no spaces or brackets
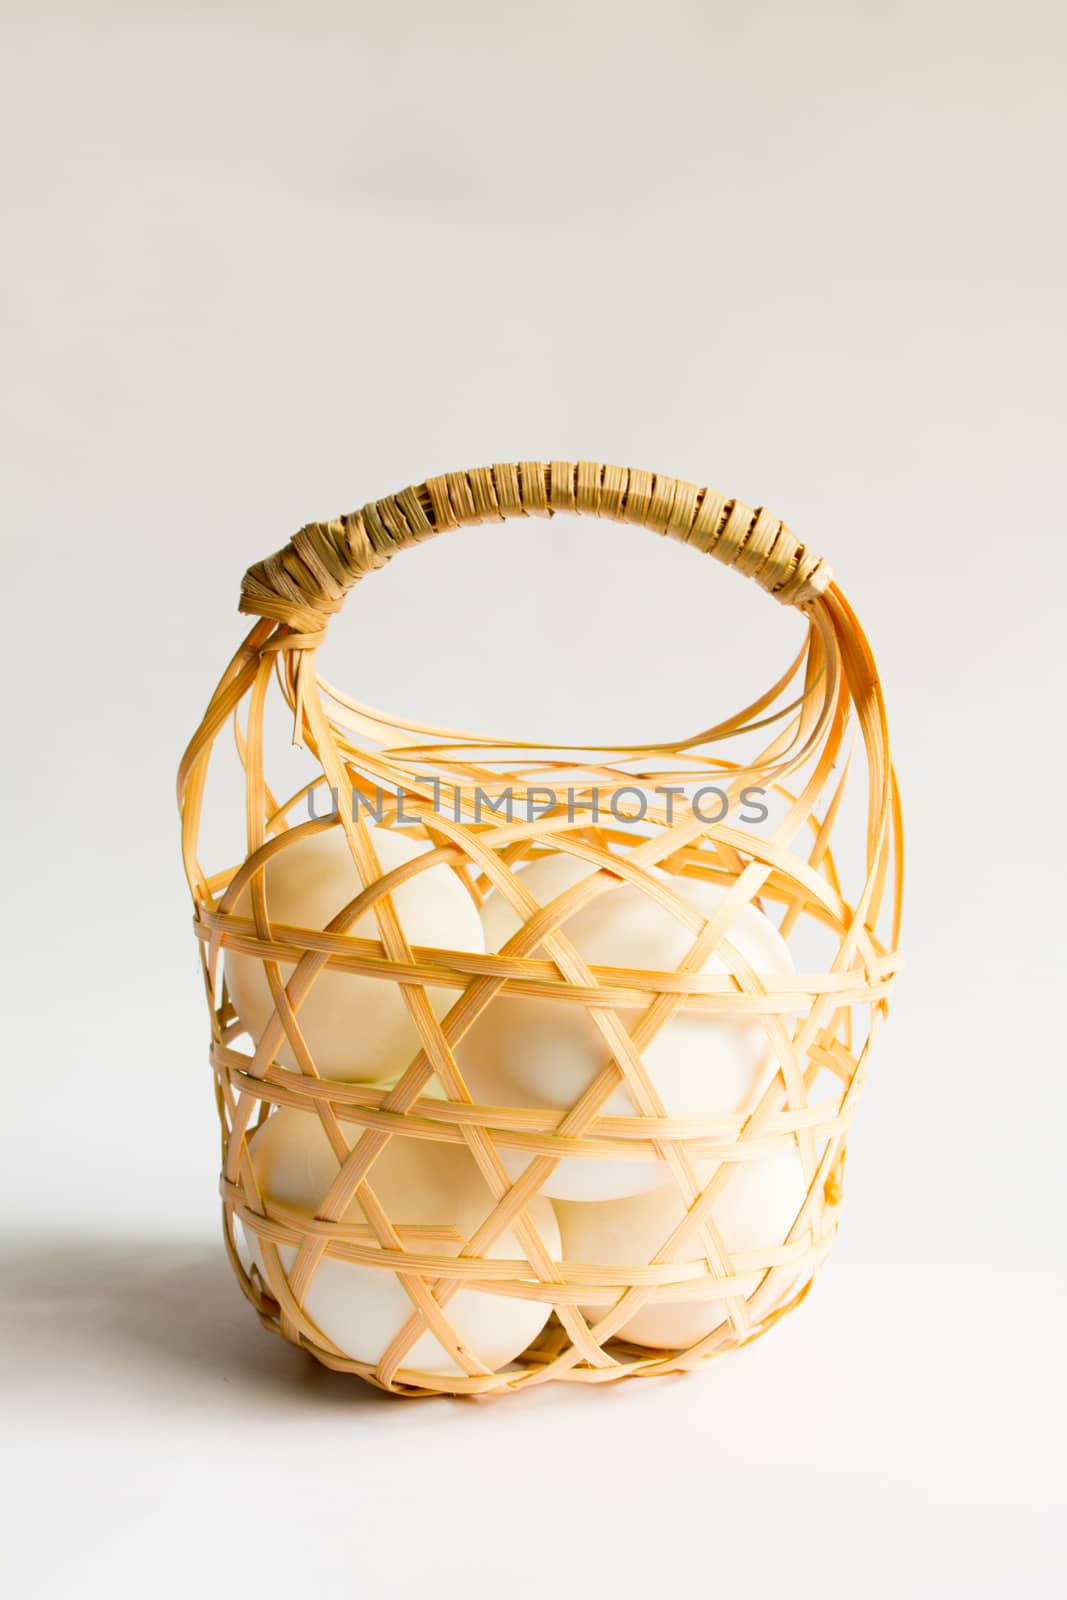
235,1256,821,1400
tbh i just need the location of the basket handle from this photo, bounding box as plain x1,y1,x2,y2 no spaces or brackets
239,460,833,636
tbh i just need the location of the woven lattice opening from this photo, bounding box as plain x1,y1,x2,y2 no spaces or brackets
177,460,902,1397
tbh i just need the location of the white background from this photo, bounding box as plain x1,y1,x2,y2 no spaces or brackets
2,2,1065,1596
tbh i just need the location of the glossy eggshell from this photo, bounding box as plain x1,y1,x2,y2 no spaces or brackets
456,853,796,1199
240,1107,559,1376
556,1146,808,1348
224,825,484,1083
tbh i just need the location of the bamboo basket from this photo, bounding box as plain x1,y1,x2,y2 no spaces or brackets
177,460,902,1398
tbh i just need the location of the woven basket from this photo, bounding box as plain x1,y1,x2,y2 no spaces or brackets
177,460,902,1398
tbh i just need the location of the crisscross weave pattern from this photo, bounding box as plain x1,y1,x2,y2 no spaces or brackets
178,460,901,1397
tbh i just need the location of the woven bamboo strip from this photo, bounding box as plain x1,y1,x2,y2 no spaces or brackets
178,460,901,1397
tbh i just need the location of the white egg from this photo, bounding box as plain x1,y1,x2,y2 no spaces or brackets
242,1107,560,1377
556,1147,807,1349
233,1214,259,1280
225,825,484,1082
457,852,796,1199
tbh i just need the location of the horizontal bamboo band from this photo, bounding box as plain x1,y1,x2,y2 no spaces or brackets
239,460,833,633
178,459,900,1396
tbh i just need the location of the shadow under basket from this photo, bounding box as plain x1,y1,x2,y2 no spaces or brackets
177,460,903,1398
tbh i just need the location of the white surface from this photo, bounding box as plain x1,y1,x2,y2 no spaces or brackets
3,1240,1063,1597
2,2,1065,1596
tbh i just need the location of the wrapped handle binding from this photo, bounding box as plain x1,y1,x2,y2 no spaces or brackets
239,460,834,636
177,453,901,1397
